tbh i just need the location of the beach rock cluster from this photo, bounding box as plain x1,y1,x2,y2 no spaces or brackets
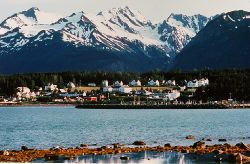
1,142,250,162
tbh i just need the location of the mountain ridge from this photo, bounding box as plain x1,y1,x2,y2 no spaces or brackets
0,7,212,74
173,10,250,70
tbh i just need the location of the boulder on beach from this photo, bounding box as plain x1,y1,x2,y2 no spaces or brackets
235,142,250,150
164,143,171,147
193,141,206,149
112,143,123,149
80,144,88,148
132,141,146,146
21,146,29,151
212,149,224,155
186,135,195,140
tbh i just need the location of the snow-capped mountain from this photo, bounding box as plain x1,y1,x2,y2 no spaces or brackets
158,14,211,52
0,7,210,73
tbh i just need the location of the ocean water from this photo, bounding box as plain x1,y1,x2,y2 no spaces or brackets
0,106,250,150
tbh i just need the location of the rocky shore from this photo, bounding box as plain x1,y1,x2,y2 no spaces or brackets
1,141,250,163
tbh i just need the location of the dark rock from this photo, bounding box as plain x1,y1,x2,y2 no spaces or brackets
193,141,206,149
164,143,171,147
186,135,195,139
212,149,224,155
112,143,122,149
80,144,88,148
101,146,108,149
21,146,29,151
63,156,76,161
223,143,232,148
202,138,212,142
235,142,250,150
44,154,59,161
120,156,129,160
97,148,104,151
133,141,146,146
181,149,190,153
218,139,227,142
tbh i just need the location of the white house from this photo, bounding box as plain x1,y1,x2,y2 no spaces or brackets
166,80,176,86
102,80,109,87
119,85,132,94
17,87,30,94
148,80,160,86
45,83,57,91
67,82,76,88
103,86,113,92
163,90,181,101
114,81,123,87
198,78,209,87
129,80,141,86
187,80,199,88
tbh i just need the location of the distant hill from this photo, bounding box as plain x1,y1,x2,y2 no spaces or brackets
173,10,250,70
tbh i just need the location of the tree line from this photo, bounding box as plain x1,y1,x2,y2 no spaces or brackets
0,70,250,101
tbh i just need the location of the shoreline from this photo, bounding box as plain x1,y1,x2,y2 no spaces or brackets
0,103,76,107
75,104,229,109
0,103,249,109
1,142,250,162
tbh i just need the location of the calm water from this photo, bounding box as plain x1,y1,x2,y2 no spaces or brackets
0,106,250,150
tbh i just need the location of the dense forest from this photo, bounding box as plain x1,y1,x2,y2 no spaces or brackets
0,70,250,101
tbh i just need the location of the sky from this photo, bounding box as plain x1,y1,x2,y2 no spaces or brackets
0,0,250,22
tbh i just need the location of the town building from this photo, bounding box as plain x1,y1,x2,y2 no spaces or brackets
129,80,142,86
45,83,57,91
148,80,160,86
102,80,109,87
119,85,132,94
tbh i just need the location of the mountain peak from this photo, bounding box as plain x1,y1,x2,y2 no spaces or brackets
222,10,250,22
28,7,40,12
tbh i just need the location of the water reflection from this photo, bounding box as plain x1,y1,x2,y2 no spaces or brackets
33,151,220,163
